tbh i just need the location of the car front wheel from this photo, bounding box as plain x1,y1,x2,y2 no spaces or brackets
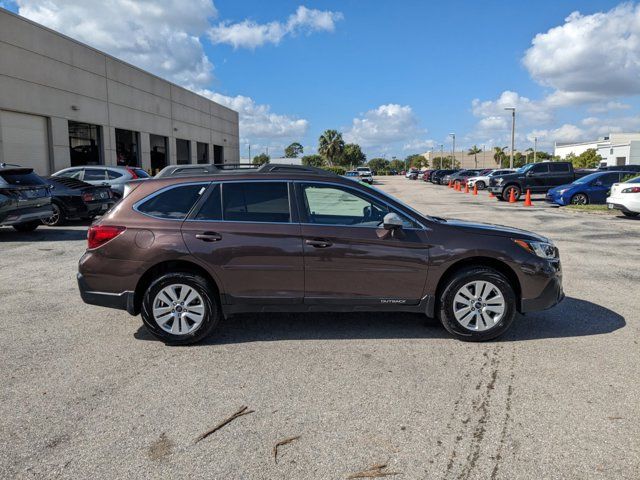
41,203,65,226
570,193,588,205
438,267,516,341
475,181,486,190
141,272,220,345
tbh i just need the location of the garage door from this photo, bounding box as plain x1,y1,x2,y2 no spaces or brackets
0,111,50,175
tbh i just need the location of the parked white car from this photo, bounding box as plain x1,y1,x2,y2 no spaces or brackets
607,176,640,217
467,169,516,190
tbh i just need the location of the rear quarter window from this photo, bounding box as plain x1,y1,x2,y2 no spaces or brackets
136,184,207,219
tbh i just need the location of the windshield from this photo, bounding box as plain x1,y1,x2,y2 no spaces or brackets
628,176,640,184
516,164,536,174
573,172,605,184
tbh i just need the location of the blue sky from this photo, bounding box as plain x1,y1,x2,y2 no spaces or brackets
6,0,640,158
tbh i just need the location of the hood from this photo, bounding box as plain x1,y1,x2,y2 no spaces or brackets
548,183,574,194
442,218,548,242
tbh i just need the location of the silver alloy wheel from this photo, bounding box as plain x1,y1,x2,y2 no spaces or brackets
42,204,61,226
452,280,505,331
571,193,588,205
152,284,205,335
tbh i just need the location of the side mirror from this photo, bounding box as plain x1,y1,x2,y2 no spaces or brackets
382,212,403,230
526,171,534,177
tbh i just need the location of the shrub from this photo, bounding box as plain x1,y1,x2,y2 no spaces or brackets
323,166,346,175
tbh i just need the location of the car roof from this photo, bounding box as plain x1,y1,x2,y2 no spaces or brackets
154,163,340,180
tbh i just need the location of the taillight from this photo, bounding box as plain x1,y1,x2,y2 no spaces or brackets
82,192,95,202
126,167,139,179
622,187,640,193
87,225,126,249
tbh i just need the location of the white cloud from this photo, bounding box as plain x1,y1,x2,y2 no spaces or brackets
587,101,632,113
344,104,424,148
209,6,343,49
198,90,308,140
523,4,640,97
526,124,586,145
471,90,553,124
17,0,217,88
402,139,435,152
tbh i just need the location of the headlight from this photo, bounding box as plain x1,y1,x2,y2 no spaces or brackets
556,188,568,195
513,239,558,259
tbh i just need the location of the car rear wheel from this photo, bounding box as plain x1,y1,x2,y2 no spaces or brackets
475,181,486,190
12,221,40,232
438,267,516,341
622,211,639,217
41,203,65,226
570,193,588,205
141,272,220,345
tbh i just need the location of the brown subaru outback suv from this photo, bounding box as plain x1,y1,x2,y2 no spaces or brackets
78,164,563,344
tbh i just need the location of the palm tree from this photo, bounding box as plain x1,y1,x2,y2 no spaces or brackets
318,129,345,166
493,146,508,167
468,145,482,168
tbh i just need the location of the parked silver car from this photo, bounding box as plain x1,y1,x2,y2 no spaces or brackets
467,169,516,190
52,165,150,197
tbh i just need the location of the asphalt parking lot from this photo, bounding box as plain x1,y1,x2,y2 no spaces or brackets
1,176,639,480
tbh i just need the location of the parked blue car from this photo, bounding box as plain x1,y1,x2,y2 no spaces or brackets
546,170,636,206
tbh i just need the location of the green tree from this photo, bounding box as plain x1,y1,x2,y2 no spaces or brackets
571,148,602,169
405,154,427,169
468,145,482,168
301,154,324,167
339,143,366,168
284,142,304,158
389,159,404,172
252,153,270,166
536,151,552,161
368,157,390,173
318,129,345,166
493,146,508,168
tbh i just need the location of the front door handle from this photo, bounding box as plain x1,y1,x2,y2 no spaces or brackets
195,232,222,242
305,238,333,248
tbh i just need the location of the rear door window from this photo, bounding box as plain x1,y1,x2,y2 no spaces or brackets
107,170,123,179
549,163,570,173
57,169,83,179
193,184,222,221
137,183,207,220
222,182,290,223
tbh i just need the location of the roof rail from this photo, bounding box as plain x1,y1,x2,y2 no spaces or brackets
155,162,338,178
257,163,338,176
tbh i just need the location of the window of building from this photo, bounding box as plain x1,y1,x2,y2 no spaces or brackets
616,157,626,166
115,129,140,167
222,182,290,223
150,134,168,174
194,184,222,220
137,184,206,220
68,121,102,166
176,139,191,165
213,144,224,165
197,142,209,164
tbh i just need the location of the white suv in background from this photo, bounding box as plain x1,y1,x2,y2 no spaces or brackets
467,169,516,190
53,165,150,198
607,176,640,217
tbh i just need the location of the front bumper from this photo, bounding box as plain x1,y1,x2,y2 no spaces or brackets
77,273,136,314
520,260,564,313
0,204,54,226
545,192,567,206
488,185,504,195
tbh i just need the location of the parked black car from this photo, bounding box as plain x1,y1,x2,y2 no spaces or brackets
488,162,591,201
430,169,460,185
598,164,640,172
42,177,115,226
0,164,53,232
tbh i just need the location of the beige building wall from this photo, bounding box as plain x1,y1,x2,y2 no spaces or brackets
0,8,239,175
421,150,503,169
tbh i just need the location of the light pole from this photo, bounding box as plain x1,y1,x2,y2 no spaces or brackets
533,136,537,163
440,144,444,169
449,133,455,168
505,107,515,168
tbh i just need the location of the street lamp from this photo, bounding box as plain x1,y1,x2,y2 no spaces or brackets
504,107,515,168
533,136,538,163
449,133,456,168
440,144,444,169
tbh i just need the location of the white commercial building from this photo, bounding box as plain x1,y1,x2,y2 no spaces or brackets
0,8,239,176
555,133,640,167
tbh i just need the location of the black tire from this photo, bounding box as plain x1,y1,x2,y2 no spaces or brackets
140,272,220,345
12,221,40,232
476,180,486,190
501,185,521,201
438,267,517,342
41,203,65,226
570,193,589,205
622,211,639,218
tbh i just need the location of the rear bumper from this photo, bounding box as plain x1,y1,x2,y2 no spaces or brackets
607,201,638,214
77,273,136,315
520,271,565,313
0,204,54,226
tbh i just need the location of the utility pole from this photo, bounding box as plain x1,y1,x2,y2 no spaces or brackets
534,136,537,163
505,107,515,168
248,144,251,162
440,144,444,169
482,144,486,167
449,133,455,168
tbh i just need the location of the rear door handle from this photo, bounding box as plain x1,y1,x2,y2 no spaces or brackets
195,232,222,242
305,238,333,248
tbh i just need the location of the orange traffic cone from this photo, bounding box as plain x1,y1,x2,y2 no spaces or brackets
454,181,458,191
488,190,495,198
508,187,517,203
448,180,453,188
524,189,533,206
473,184,478,196
465,183,470,194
